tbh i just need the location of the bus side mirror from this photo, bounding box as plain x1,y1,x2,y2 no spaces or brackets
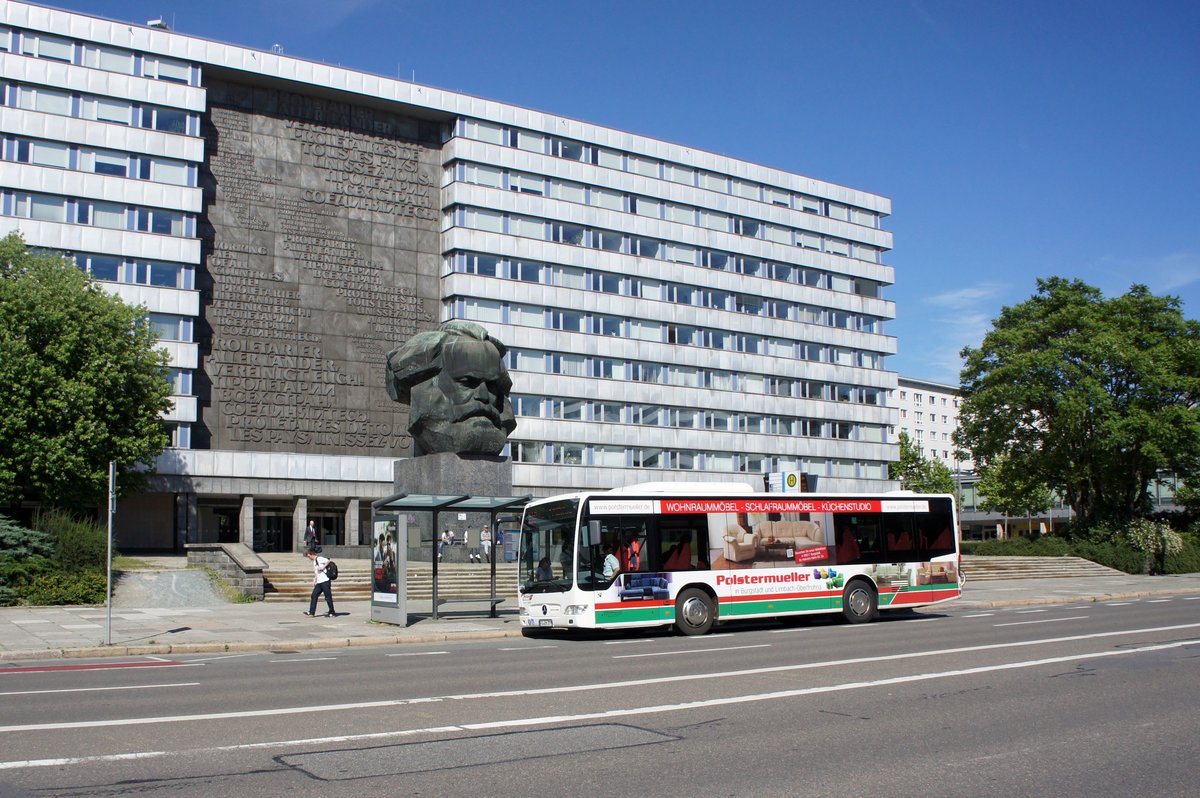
582,519,600,548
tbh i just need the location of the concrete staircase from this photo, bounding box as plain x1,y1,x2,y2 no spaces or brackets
961,555,1125,580
261,555,521,602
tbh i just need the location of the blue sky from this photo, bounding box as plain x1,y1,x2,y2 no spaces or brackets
44,0,1200,385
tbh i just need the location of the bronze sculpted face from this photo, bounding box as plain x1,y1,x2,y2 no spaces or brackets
385,321,517,456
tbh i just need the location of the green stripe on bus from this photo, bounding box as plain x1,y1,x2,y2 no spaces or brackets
719,596,834,617
596,606,676,624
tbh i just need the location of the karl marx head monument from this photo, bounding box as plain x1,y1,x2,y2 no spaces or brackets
385,320,517,457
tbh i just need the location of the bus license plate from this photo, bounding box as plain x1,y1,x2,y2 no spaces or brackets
539,619,552,627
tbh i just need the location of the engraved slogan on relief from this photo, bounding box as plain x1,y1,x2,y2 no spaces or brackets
199,84,440,454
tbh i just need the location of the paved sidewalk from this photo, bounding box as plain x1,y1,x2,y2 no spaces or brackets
2,572,1198,662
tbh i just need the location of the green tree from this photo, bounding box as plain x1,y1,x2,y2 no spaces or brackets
0,233,172,509
889,431,956,493
974,453,1054,537
958,278,1200,527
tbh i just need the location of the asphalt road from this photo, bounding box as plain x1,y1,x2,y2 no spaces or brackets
1,598,1198,797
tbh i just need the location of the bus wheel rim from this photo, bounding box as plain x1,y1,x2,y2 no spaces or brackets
681,595,709,627
848,587,870,616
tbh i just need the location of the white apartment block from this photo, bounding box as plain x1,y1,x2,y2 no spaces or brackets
890,376,972,473
0,1,901,553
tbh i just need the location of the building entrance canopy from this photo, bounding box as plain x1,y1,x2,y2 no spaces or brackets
369,492,531,623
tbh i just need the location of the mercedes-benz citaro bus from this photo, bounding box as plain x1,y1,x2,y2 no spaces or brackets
518,482,962,635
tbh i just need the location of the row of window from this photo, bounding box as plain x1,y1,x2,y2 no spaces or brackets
73,251,195,290
455,163,883,263
4,135,195,186
899,409,953,425
2,26,195,84
458,249,878,298
455,204,881,267
461,299,886,369
895,389,959,409
511,394,887,443
458,119,884,230
453,251,882,331
3,81,198,135
498,347,885,406
4,190,193,237
506,439,887,481
147,312,192,342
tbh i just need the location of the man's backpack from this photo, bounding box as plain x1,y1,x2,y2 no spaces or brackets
325,560,339,581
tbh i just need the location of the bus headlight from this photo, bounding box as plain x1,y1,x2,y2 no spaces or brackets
564,604,588,616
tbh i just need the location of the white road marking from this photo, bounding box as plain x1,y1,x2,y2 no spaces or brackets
181,653,256,663
269,657,335,664
2,622,1197,737
960,613,994,618
994,615,1089,627
613,644,771,659
0,682,199,697
1,637,1196,771
387,651,449,657
498,645,557,651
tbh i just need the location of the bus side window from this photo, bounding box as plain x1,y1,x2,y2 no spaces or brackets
919,516,956,559
885,517,915,560
660,514,708,571
837,517,885,564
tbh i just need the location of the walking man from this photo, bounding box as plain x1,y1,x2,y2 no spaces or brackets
304,548,336,617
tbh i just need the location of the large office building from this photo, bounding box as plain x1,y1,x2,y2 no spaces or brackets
0,1,899,553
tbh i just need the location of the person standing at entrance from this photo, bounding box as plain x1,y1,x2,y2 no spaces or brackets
480,525,492,562
304,548,336,617
304,519,319,552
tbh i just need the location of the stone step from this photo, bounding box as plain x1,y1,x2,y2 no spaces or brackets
262,555,1124,600
263,561,521,602
961,555,1125,580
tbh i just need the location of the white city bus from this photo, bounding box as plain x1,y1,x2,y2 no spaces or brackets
518,483,962,635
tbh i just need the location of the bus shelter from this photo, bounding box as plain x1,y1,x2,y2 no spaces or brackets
369,492,531,625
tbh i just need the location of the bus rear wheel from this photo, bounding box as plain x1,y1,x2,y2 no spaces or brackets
675,588,716,635
841,580,878,624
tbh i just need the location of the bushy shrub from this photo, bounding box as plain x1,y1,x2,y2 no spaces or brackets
0,514,55,606
18,570,107,606
1067,539,1146,573
965,521,1197,575
33,508,109,573
0,511,110,605
0,513,55,558
966,535,1073,557
1164,531,1200,574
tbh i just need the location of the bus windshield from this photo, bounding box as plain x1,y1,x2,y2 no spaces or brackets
519,497,579,593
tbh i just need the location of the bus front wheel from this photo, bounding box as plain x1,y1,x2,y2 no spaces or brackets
675,588,716,635
841,580,878,624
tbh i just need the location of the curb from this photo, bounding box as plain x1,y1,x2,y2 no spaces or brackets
0,627,525,662
3,587,1197,663
950,587,1200,610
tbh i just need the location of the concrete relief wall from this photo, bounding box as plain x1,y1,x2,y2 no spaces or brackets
198,80,444,456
